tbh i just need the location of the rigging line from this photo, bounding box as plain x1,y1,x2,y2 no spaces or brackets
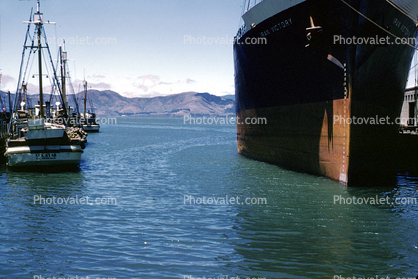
16,7,33,86
42,26,68,116
41,46,52,94
386,0,418,25
340,0,418,51
49,49,60,104
66,63,76,95
20,27,36,96
54,22,58,46
238,0,246,30
12,8,34,123
25,50,36,86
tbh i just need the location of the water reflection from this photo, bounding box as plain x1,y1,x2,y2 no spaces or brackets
229,161,418,278
0,168,86,275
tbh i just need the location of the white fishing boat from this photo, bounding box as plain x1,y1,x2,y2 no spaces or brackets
4,0,84,169
81,79,100,133
5,119,83,167
82,115,100,132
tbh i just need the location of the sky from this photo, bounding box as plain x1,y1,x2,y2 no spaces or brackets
0,0,244,98
0,0,417,99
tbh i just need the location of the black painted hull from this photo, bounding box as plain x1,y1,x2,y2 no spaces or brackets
234,0,418,186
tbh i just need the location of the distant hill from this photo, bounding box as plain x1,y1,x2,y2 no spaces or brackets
221,95,235,100
0,90,235,117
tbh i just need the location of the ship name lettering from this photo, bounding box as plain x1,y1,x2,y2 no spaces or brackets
400,25,411,36
260,29,270,37
36,153,57,159
270,18,292,33
393,18,401,28
260,18,292,37
393,18,411,36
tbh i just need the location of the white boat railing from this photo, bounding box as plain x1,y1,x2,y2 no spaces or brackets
243,0,264,14
237,0,264,39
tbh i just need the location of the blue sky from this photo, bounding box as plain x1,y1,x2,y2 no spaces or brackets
0,0,243,97
1,0,416,99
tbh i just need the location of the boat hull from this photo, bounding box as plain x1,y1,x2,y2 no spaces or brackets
237,98,350,182
82,124,100,133
5,145,82,167
234,0,418,185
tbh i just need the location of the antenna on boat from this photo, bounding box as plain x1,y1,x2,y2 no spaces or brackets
83,70,87,119
21,0,57,119
59,40,68,110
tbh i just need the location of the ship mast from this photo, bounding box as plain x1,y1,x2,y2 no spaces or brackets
35,0,44,117
83,78,87,119
22,0,61,119
60,43,68,110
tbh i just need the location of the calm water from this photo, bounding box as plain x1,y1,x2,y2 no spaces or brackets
1,117,418,279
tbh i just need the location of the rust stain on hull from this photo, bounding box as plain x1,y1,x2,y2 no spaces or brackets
237,99,351,184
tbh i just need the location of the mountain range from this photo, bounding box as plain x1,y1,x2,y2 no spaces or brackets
0,90,235,117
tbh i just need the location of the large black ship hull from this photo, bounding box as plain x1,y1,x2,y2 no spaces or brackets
234,0,418,186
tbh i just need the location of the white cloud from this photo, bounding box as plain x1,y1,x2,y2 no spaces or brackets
133,74,161,93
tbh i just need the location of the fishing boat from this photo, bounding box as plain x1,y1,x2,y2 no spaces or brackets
5,119,84,167
4,0,84,169
82,112,100,133
81,79,100,133
234,0,418,185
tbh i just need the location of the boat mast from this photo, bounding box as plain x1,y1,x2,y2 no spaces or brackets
83,78,87,118
35,0,44,118
60,43,67,110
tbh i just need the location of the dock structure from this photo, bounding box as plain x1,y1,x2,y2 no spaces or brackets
399,86,418,134
0,119,9,155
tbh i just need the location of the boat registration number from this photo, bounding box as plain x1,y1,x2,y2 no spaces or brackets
36,153,57,160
